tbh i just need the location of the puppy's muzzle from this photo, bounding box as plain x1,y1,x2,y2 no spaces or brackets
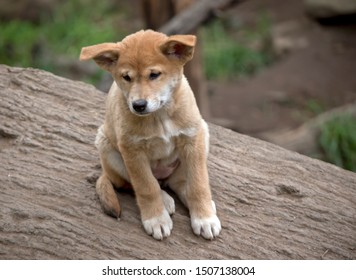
132,99,148,114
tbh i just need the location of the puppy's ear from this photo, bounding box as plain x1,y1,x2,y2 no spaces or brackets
160,35,196,64
80,43,119,72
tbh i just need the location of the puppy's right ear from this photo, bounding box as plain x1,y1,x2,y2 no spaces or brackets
80,43,119,72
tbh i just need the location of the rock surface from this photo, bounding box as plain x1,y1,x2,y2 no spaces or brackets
0,65,355,259
305,0,356,18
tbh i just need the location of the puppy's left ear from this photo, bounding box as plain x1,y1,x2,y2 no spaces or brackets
160,34,196,64
80,43,120,72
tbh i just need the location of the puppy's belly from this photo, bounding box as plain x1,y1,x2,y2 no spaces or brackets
151,159,179,180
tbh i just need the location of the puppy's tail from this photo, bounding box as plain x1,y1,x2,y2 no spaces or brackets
96,173,121,219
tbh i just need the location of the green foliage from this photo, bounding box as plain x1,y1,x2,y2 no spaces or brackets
0,20,39,66
319,115,356,172
200,18,272,80
40,1,119,57
305,99,325,115
0,0,124,79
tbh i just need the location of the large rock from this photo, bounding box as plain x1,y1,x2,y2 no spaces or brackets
305,0,356,18
0,65,355,259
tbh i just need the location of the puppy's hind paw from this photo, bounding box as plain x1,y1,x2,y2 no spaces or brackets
142,209,173,240
161,190,175,215
191,215,221,240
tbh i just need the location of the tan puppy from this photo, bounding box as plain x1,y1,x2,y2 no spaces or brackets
80,30,221,240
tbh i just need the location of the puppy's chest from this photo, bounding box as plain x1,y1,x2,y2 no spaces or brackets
131,119,197,160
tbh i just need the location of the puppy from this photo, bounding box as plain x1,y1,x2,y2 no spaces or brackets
80,30,221,240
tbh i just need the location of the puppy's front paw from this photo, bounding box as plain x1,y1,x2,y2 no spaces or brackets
191,215,221,240
142,209,173,240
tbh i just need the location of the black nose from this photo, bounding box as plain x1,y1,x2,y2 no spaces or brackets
132,99,148,113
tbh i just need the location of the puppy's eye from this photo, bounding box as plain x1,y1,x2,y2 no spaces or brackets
122,74,131,82
149,72,161,80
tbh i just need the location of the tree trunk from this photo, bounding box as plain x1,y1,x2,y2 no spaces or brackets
0,65,355,259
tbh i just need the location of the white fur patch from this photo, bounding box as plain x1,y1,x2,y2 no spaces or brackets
161,116,198,142
142,209,173,240
191,200,221,239
94,125,106,149
201,120,210,156
146,98,161,114
191,214,221,240
211,200,216,214
161,190,175,215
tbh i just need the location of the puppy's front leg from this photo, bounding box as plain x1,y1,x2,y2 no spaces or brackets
179,127,221,240
119,143,173,240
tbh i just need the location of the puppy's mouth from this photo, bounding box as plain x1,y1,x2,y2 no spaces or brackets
132,110,151,116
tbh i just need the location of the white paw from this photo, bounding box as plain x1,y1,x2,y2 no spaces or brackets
142,209,173,240
161,190,175,215
191,215,221,240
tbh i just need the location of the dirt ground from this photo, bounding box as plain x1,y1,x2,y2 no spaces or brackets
208,0,356,138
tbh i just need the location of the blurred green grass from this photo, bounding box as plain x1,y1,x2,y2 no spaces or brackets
319,115,356,172
0,0,125,81
200,17,273,80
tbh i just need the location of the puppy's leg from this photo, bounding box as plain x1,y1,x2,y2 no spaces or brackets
169,123,221,240
96,173,121,218
119,144,173,240
95,126,129,218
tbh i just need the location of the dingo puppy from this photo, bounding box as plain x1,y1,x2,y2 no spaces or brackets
80,30,221,240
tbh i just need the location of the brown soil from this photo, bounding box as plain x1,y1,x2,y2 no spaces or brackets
209,0,356,138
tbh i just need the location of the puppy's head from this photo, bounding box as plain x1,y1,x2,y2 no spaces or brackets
80,30,196,116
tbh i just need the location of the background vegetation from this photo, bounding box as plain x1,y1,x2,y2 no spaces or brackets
0,0,127,83
0,0,272,82
200,15,272,80
320,115,356,172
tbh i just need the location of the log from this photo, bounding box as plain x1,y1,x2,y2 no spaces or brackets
0,65,355,259
159,0,238,35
